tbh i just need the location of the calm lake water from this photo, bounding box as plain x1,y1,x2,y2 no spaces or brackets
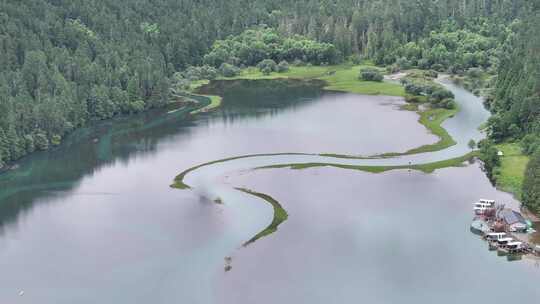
0,79,538,303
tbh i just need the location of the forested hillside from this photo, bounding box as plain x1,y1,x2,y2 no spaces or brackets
487,12,540,213
0,0,538,202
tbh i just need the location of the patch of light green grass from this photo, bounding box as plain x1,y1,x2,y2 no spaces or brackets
189,94,222,114
218,65,405,97
494,143,529,199
320,65,405,96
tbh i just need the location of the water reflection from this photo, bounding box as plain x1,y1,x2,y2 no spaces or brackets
0,79,327,237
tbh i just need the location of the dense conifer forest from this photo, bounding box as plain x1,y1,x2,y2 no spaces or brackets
0,0,538,211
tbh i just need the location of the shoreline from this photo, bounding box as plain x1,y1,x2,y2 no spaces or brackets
171,69,496,247
191,65,459,158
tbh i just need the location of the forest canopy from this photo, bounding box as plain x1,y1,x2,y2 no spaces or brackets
0,0,539,212
203,28,341,67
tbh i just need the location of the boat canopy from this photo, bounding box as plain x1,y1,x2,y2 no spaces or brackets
474,206,488,211
497,237,513,243
479,199,495,204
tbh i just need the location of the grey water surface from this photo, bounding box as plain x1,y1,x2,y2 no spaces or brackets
0,79,537,303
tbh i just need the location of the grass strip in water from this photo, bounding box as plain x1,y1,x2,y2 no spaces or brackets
378,106,459,157
235,187,288,246
256,152,478,174
170,152,315,189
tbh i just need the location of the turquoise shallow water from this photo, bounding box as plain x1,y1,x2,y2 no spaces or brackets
0,78,538,303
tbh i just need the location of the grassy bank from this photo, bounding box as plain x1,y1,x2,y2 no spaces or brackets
493,143,529,199
217,64,405,97
380,106,459,157
189,93,222,114
235,187,288,246
191,64,458,157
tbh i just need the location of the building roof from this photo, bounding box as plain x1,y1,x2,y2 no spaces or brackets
499,209,526,225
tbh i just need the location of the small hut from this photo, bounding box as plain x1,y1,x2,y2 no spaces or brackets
498,209,528,232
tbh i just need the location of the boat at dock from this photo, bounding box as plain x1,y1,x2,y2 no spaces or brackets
470,218,490,235
474,199,496,215
485,232,506,241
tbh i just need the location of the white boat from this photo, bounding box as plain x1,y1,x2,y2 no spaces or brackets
496,237,514,247
485,232,506,241
474,199,495,215
506,241,524,254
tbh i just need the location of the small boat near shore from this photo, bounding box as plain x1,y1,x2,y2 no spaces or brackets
471,219,490,235
474,199,495,215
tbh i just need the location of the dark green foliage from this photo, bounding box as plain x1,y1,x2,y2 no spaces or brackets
359,68,383,82
478,140,501,181
257,59,278,75
487,12,540,143
277,61,290,73
521,134,540,156
204,28,341,67
522,149,540,213
0,0,537,168
184,66,218,81
401,75,456,109
219,63,240,77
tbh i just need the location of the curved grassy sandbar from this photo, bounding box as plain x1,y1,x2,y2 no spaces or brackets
235,188,288,246
172,78,489,247
256,152,478,174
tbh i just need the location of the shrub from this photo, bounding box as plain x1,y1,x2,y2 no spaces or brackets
418,58,430,69
257,59,277,73
521,134,540,155
129,100,146,113
51,134,62,146
34,132,49,151
429,88,454,102
424,70,438,78
292,59,305,66
396,57,411,70
386,64,400,74
440,98,456,109
467,67,483,78
359,68,383,82
276,60,290,73
431,63,445,72
404,83,423,95
219,63,240,77
184,65,218,80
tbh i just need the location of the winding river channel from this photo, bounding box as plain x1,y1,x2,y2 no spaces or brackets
0,78,539,303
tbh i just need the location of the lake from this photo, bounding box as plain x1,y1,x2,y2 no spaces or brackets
0,79,538,303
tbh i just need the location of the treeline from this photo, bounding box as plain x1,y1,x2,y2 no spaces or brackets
0,0,535,168
0,0,295,167
482,10,540,213
204,28,340,67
